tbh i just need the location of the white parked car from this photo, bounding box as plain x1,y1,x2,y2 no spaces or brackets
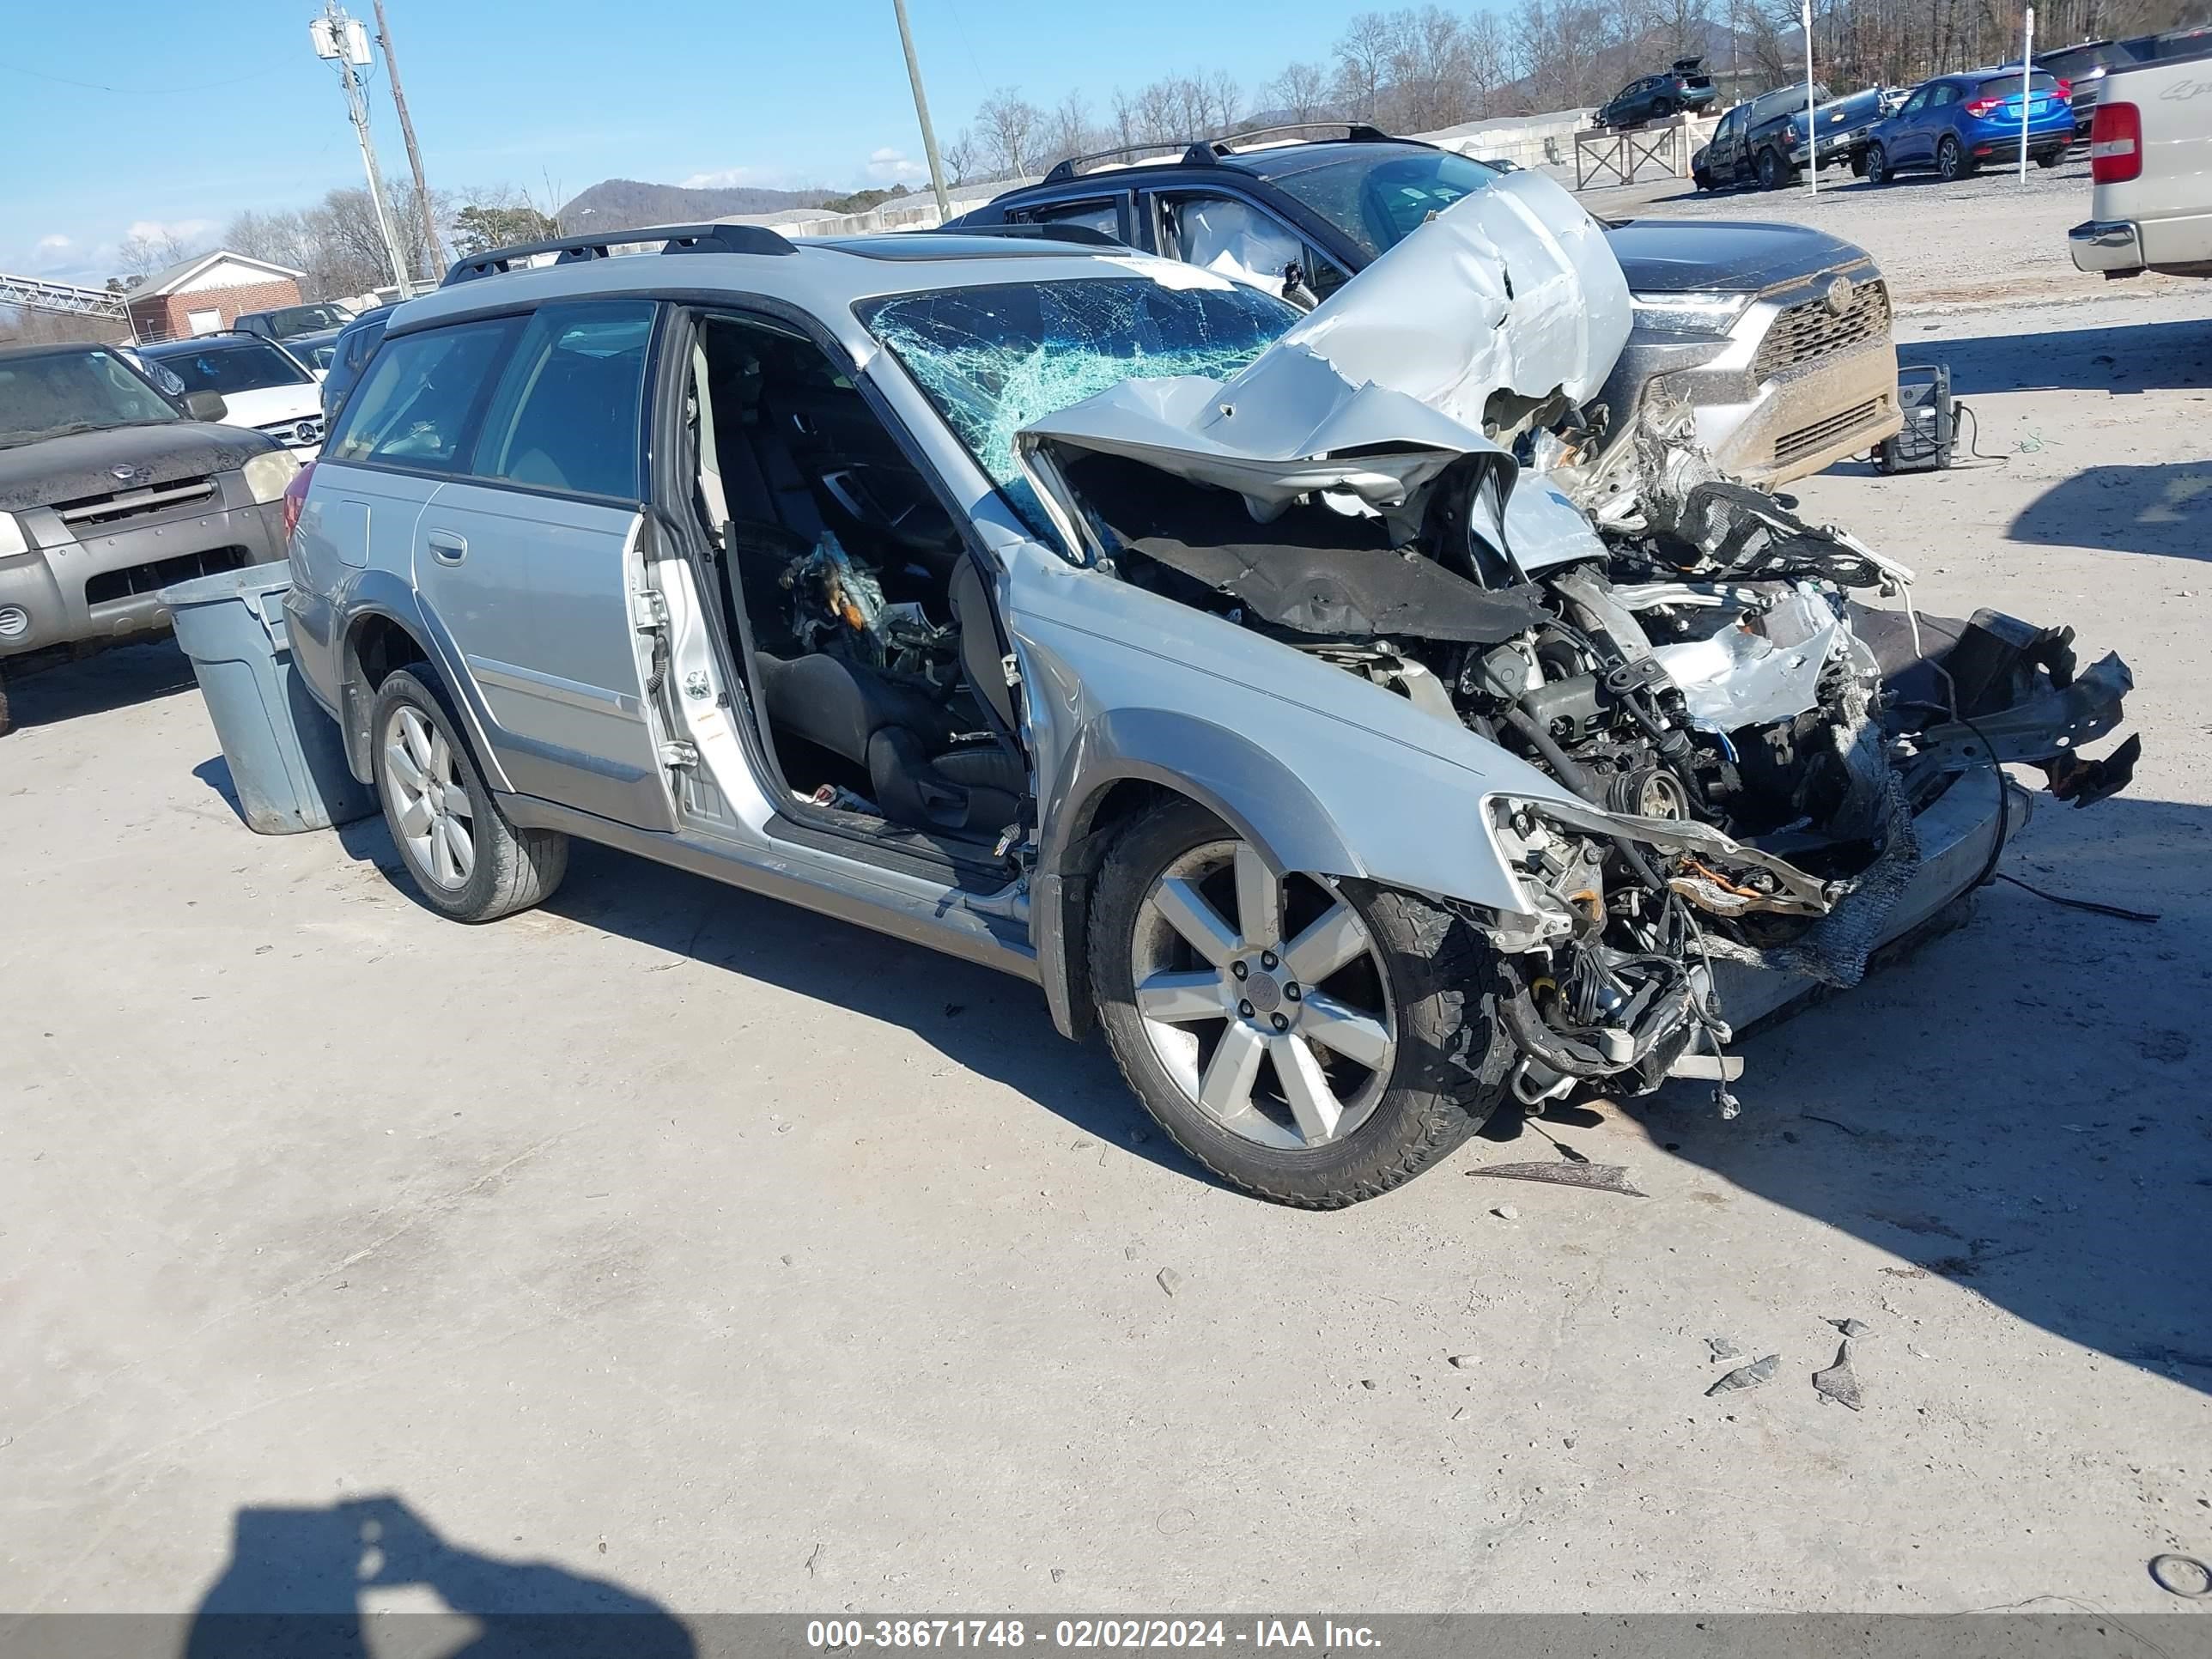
138,333,327,457
2069,31,2212,278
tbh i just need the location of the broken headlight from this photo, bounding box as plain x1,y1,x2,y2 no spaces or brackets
1628,289,1751,337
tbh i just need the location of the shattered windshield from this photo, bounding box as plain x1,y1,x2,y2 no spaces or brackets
1262,150,1503,261
857,275,1298,533
0,349,179,449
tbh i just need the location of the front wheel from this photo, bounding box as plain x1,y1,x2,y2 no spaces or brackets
1937,135,1974,180
1088,800,1509,1208
1863,144,1890,185
371,667,568,922
1692,166,1713,191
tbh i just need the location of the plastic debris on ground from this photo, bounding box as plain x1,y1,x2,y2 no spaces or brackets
1705,1353,1779,1396
1466,1160,1649,1196
1812,1340,1865,1411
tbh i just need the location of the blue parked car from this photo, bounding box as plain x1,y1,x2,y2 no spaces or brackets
1863,68,2076,183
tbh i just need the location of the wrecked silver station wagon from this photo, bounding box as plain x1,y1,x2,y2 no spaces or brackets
287,173,2137,1208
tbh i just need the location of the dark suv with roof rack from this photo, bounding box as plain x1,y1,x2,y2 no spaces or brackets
948,124,1902,487
0,342,296,719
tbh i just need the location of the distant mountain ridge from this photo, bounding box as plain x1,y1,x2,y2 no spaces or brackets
558,178,835,227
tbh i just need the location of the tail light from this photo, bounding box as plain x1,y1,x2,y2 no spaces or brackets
281,459,316,540
1964,96,2002,117
1783,125,1800,148
2090,100,2142,182
2055,78,2073,99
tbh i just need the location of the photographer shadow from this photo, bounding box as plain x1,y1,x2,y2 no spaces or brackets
187,1497,694,1659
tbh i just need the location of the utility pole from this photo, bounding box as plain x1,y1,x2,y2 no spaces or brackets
311,3,410,292
890,0,953,222
371,0,445,281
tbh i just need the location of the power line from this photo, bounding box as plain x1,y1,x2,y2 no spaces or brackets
0,57,292,95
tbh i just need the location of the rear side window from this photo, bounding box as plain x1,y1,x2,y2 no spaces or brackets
1018,198,1122,238
324,317,517,474
471,301,657,500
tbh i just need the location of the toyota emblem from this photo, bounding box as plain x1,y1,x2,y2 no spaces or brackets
111,464,150,485
1822,275,1854,316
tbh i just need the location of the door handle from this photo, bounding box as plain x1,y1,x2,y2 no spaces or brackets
426,529,468,565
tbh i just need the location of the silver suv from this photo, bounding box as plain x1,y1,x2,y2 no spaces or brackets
286,204,2133,1207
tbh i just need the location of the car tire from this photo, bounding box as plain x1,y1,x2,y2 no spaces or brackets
1850,150,1869,177
1863,144,1889,185
1756,148,1791,190
1692,167,1713,191
1087,799,1509,1208
2035,148,2063,168
370,667,568,923
1937,135,1974,180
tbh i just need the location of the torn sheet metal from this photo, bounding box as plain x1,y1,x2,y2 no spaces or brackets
1017,169,1632,560
1255,167,1631,428
1642,583,1849,732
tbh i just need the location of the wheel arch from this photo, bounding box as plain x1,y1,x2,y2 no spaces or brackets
1032,709,1369,1042
336,578,510,794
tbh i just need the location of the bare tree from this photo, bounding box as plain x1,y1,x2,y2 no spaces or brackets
114,228,204,279
943,128,981,187
1466,12,1511,114
976,88,1045,178
1268,59,1334,123
1204,68,1243,131
1331,12,1395,120
1387,6,1480,130
1044,90,1091,168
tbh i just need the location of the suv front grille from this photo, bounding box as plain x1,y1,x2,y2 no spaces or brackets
54,477,216,531
1753,278,1892,381
84,546,249,609
1775,398,1885,465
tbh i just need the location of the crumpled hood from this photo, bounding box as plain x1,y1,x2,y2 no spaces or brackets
1017,167,1631,562
0,421,275,513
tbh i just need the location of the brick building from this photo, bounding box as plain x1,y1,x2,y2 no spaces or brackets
125,252,305,343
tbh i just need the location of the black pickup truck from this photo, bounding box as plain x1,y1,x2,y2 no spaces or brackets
1695,83,1894,191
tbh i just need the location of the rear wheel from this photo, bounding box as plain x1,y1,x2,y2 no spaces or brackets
1756,147,1792,190
371,668,568,922
2035,147,2063,168
1088,799,1508,1208
1937,135,1974,180
1863,144,1890,185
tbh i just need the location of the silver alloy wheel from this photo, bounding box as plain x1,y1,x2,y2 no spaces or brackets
1129,841,1397,1151
383,704,476,890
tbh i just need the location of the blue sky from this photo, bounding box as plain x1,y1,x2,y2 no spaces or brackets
1,0,1366,284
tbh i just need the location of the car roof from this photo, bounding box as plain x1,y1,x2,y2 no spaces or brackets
141,334,271,354
387,232,1180,347
0,341,124,363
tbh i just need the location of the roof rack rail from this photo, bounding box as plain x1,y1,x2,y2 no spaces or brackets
1039,122,1404,182
927,222,1127,249
441,222,798,287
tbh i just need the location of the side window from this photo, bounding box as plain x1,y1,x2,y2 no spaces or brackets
1714,110,1739,143
1900,88,1929,114
1929,84,1956,107
1157,192,1337,302
470,300,657,501
1017,198,1122,239
323,317,516,473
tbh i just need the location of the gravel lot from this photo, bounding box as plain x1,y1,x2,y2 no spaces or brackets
3,188,2209,1626
1589,150,2205,308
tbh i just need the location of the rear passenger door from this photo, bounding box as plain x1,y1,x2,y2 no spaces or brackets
416,299,678,830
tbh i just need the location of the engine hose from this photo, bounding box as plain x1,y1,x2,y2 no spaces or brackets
1498,961,1693,1080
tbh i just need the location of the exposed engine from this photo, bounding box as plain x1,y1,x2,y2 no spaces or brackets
1063,409,2140,1112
